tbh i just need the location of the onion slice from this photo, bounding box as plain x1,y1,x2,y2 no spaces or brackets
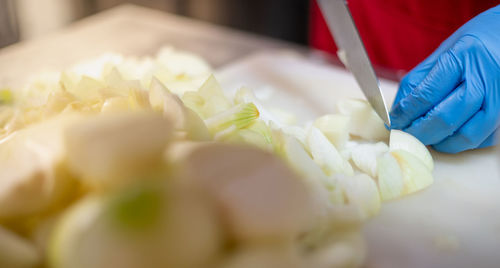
389,130,434,171
307,127,354,176
376,152,404,201
391,150,433,194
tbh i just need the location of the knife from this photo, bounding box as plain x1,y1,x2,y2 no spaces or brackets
318,0,391,126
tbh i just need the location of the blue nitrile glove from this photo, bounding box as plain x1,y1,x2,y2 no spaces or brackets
390,5,500,153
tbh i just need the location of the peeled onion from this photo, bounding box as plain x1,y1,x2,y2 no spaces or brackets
376,152,405,201
389,130,434,171
391,150,433,195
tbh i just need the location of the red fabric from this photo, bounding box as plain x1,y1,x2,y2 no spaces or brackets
309,0,499,72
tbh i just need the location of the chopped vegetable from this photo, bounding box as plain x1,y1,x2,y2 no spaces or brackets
183,75,231,118
337,99,389,141
65,112,172,190
350,142,389,178
0,115,80,219
0,89,13,104
376,152,405,201
313,114,350,149
205,102,259,136
307,126,354,176
0,48,435,268
335,174,381,219
389,129,434,171
0,225,40,268
391,150,434,194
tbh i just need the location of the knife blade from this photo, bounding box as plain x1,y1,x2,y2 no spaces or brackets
318,0,391,126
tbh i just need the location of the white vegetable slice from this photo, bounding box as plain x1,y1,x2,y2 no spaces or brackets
234,87,293,127
281,125,307,145
335,174,381,219
50,183,221,268
376,152,404,201
350,142,389,178
49,197,103,268
222,245,302,268
70,76,105,102
240,120,273,149
205,102,259,135
0,225,40,268
391,150,434,195
313,114,350,150
65,112,172,189
173,143,314,242
0,89,13,105
307,127,354,176
149,78,210,141
337,99,389,141
0,115,79,219
103,67,138,97
306,230,365,268
182,75,231,119
389,130,434,171
279,132,332,188
100,97,130,113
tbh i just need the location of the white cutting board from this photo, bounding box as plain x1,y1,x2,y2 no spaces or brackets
215,50,500,268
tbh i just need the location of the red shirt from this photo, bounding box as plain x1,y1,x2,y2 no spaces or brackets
309,0,499,73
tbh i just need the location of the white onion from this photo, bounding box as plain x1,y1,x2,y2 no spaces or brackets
307,126,354,176
335,174,381,219
337,99,389,141
376,152,404,201
391,150,434,194
313,114,350,150
389,130,434,171
350,142,389,178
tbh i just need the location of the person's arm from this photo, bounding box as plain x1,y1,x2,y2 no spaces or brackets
390,5,500,153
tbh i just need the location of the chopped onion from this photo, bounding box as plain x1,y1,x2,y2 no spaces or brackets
335,174,381,219
182,75,231,119
337,99,389,141
205,103,260,135
307,126,354,176
350,142,389,178
0,115,79,219
65,112,172,189
0,225,40,267
391,150,433,195
313,114,350,150
376,152,404,201
389,130,434,171
149,78,210,141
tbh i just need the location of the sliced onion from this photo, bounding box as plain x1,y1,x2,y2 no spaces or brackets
335,173,381,219
337,99,389,141
282,125,307,145
150,78,210,141
182,75,231,119
376,152,404,201
234,87,290,127
280,132,332,187
0,225,40,267
307,127,354,176
313,114,350,150
65,112,172,189
391,150,433,194
389,130,434,171
0,115,79,219
350,142,389,178
49,197,103,268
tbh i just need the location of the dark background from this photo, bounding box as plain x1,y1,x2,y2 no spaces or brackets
0,0,310,49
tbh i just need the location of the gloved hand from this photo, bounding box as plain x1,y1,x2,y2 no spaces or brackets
390,5,500,153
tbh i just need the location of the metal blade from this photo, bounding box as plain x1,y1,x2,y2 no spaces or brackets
318,0,391,126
